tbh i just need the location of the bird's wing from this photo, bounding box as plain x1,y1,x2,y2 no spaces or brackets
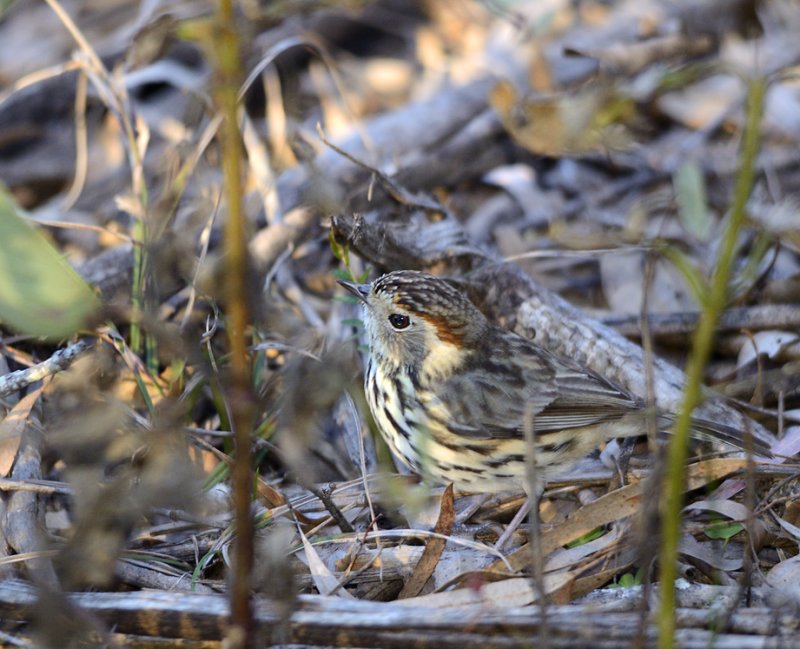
432,331,772,455
435,334,641,440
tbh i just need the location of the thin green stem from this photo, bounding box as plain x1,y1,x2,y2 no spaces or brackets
657,78,764,648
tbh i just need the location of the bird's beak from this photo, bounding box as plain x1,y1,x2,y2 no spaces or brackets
337,279,370,304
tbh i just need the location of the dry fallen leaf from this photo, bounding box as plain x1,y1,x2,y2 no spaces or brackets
492,458,752,574
765,555,800,606
398,483,454,599
394,574,573,609
490,482,644,574
490,79,634,156
737,330,800,369
298,525,354,599
0,383,46,477
599,252,698,315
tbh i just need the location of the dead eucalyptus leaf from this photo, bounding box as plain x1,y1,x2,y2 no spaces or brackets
395,574,573,608
298,526,354,599
737,330,800,369
680,533,743,572
765,555,800,606
0,384,45,477
490,79,634,156
397,484,454,599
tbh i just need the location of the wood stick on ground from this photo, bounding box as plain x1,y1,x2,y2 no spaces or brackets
1,581,798,648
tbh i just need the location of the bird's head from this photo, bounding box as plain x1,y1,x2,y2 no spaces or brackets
339,270,488,377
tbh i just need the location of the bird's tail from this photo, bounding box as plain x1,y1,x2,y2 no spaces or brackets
657,413,773,457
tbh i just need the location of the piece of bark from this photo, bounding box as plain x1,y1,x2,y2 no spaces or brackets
603,304,800,339
332,208,483,273
276,77,496,215
114,559,214,593
1,429,58,586
77,243,134,301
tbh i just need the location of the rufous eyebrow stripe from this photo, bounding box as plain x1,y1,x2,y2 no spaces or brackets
420,313,465,347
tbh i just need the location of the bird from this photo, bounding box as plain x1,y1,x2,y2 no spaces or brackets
339,270,766,494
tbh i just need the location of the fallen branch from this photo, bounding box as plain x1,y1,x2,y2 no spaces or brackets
1,580,797,648
0,340,90,397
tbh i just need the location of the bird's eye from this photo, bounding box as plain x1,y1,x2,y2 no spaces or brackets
388,314,411,330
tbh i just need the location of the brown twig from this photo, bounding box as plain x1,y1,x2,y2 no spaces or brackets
210,3,255,647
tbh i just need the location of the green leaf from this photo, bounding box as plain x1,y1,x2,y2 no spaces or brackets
704,521,744,541
674,161,711,242
0,188,99,339
565,526,605,548
608,567,644,589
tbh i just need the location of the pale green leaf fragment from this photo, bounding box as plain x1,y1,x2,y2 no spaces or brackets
674,161,711,242
0,188,99,338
